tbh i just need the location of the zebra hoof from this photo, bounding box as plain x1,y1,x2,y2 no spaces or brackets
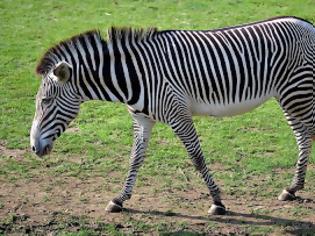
278,189,296,201
105,200,123,213
208,204,226,215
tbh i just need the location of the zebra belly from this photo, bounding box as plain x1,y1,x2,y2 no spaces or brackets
191,96,272,117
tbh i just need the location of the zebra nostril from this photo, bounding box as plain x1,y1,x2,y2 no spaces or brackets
32,146,36,152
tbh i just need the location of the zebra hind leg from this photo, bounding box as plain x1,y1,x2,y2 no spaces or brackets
278,115,313,201
105,115,154,212
170,116,226,215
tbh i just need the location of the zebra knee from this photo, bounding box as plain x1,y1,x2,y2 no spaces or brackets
191,156,207,172
191,155,203,166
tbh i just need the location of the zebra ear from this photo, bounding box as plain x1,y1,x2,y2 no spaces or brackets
53,61,72,83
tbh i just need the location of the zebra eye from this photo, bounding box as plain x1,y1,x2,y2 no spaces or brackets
42,97,53,105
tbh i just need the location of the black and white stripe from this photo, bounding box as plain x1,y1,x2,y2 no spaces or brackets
32,16,315,214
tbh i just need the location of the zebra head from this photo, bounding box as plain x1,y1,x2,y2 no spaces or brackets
30,61,81,157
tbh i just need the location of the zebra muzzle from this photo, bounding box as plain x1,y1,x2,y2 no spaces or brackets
31,141,52,157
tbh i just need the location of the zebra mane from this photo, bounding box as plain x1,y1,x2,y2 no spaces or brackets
108,27,158,41
36,27,158,76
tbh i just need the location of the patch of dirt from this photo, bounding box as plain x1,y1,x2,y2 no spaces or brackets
1,141,314,235
1,171,315,235
0,141,26,160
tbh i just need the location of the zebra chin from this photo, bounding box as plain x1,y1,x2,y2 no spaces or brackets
31,137,54,158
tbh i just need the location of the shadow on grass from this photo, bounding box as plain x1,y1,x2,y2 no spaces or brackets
126,208,315,235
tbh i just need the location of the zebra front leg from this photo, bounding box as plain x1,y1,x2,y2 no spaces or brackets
278,116,313,201
105,115,154,212
170,116,226,215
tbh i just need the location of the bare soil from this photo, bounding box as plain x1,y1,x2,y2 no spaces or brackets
1,144,315,235
0,141,26,161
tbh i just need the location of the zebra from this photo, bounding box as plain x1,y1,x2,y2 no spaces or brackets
30,16,315,215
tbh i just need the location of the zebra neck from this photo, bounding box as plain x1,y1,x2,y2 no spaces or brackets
74,38,131,104
68,28,163,113
79,40,156,113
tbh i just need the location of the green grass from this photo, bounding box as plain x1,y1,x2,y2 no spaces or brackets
1,0,315,235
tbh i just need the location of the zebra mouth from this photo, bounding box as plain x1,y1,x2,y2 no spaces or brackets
37,143,53,157
43,144,52,156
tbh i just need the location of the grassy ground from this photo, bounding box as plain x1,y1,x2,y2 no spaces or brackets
1,0,315,235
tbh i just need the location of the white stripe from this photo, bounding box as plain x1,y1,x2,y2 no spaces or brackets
84,35,96,71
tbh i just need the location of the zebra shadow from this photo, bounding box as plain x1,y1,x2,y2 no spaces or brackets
125,208,315,235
